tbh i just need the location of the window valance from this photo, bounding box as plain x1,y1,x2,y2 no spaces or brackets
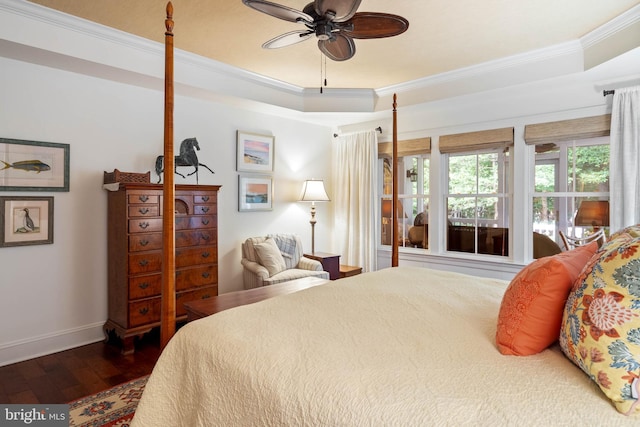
524,114,611,145
439,127,514,154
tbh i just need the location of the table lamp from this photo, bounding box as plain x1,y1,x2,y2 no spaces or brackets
300,179,330,254
575,200,609,231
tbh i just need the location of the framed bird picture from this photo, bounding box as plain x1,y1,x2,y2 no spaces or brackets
0,196,54,247
0,138,70,191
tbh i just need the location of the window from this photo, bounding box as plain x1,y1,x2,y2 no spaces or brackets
378,137,431,249
381,155,430,248
532,137,610,250
445,149,510,256
525,115,611,254
440,127,514,257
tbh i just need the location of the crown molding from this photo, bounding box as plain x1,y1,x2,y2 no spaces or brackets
375,40,584,108
581,4,640,49
581,4,640,71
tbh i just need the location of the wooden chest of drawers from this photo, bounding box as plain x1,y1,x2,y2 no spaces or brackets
104,183,221,354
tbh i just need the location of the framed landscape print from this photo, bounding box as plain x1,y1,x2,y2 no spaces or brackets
0,196,54,247
0,138,70,191
236,131,274,172
238,174,273,211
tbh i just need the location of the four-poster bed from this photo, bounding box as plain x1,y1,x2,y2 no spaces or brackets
133,4,637,425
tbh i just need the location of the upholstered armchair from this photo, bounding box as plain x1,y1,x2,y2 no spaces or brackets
241,233,329,289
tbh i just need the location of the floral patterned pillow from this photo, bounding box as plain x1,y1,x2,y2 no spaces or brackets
609,224,640,241
559,228,640,416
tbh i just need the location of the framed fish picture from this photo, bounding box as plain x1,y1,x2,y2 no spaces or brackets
0,138,70,191
0,196,54,247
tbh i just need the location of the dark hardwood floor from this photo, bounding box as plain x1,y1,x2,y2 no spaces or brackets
0,330,161,404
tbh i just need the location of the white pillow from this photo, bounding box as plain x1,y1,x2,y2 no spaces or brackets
253,238,286,277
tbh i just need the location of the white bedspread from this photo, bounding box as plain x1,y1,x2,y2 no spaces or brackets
132,266,636,426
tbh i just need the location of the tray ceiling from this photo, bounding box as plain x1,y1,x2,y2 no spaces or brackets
27,0,640,90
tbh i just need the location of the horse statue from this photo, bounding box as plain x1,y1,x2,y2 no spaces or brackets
155,137,214,184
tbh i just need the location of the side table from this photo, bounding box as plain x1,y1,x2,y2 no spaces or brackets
339,265,362,278
304,252,340,280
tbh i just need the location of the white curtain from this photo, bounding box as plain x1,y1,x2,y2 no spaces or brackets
610,86,640,231
333,130,378,272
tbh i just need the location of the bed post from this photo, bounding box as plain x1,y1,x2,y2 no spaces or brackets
391,94,399,267
161,1,176,349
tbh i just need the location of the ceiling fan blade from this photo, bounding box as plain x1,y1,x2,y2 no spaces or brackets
263,30,313,49
343,12,409,39
314,0,362,22
318,33,355,61
243,0,313,23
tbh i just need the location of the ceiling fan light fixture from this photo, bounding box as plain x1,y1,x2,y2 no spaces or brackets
315,23,333,40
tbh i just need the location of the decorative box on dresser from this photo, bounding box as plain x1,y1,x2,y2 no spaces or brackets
104,183,221,354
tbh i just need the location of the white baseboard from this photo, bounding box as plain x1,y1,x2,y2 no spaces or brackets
0,322,106,367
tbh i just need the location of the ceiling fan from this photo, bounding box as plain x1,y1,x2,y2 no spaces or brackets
242,0,409,61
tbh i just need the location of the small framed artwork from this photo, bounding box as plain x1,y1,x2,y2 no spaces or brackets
236,131,274,172
0,138,70,191
238,174,273,211
0,196,54,247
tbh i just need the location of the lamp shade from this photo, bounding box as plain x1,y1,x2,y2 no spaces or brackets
575,200,609,227
300,180,330,202
381,199,392,218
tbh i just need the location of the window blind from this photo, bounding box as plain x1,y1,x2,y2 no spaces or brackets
524,114,611,145
378,137,431,158
439,127,514,154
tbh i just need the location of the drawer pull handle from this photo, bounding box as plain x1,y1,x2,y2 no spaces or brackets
139,307,149,315
201,207,210,213
139,222,150,229
138,207,150,215
138,282,149,289
201,234,210,241
202,294,211,299
139,195,149,202
202,196,210,202
175,271,182,277
202,219,210,225
139,259,149,267
140,239,149,246
202,272,210,278
202,252,210,258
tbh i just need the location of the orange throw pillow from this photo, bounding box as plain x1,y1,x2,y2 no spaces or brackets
496,242,597,356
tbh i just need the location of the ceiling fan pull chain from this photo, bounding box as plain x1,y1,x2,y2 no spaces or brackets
324,54,328,89
320,52,323,93
320,52,328,93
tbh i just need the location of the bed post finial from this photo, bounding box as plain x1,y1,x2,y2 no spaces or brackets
166,2,174,34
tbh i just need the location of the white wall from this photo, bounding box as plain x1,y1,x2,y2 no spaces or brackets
0,55,333,366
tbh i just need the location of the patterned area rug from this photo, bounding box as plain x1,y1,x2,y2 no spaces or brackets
68,376,148,427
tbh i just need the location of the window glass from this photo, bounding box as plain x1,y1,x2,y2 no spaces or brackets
446,149,510,257
566,145,609,192
532,138,609,254
380,155,430,249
